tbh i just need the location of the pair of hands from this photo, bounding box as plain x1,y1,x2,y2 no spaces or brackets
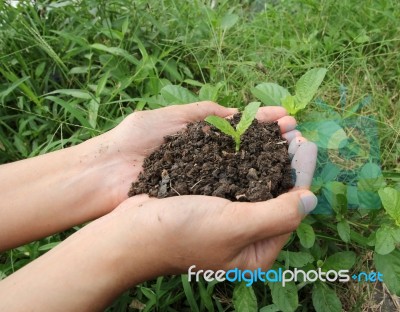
0,101,318,311
89,101,318,276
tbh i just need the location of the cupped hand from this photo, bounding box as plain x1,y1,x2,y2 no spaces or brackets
107,189,317,279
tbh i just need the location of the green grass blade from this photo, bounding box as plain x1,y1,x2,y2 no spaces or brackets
181,274,200,312
90,43,139,65
0,68,41,106
45,96,92,129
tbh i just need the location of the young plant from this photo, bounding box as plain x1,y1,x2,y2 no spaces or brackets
205,102,260,152
251,68,327,115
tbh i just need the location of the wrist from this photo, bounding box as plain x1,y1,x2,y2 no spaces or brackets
82,205,169,291
0,209,163,311
70,132,138,217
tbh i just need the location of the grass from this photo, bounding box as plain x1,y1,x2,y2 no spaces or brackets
0,0,399,311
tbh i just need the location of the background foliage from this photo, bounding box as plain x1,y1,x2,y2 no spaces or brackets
0,0,399,311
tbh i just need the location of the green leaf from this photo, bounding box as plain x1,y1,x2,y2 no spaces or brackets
90,43,138,65
375,225,396,255
121,16,129,35
69,66,99,74
322,121,348,149
14,135,28,158
300,121,347,149
281,95,296,115
45,96,92,129
45,89,93,100
205,116,237,139
320,163,341,183
198,279,214,312
35,62,46,78
251,83,290,106
357,163,384,209
259,304,280,312
358,163,385,192
312,283,342,312
337,220,351,243
199,84,221,102
232,282,257,312
236,102,260,136
294,68,327,110
322,251,356,271
277,251,314,267
183,79,204,87
159,59,183,81
139,286,157,311
355,34,370,44
96,71,110,96
88,98,100,129
0,76,30,102
160,85,198,104
392,228,400,242
322,181,347,214
269,281,298,312
38,242,60,251
220,13,239,30
347,185,360,206
0,68,41,106
379,187,400,226
374,249,400,296
296,222,315,248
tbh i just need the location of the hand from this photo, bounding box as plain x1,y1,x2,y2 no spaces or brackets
106,191,317,279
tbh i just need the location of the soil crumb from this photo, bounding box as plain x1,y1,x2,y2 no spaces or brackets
128,114,294,202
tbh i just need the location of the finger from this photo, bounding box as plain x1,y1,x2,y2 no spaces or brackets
292,142,318,190
282,130,301,144
288,136,308,157
127,102,237,151
165,101,238,123
229,190,317,245
256,106,287,122
277,116,297,134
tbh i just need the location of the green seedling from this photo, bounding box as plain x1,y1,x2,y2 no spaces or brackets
205,102,260,152
251,67,327,115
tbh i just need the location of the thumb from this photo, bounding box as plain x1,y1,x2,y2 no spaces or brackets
228,190,318,246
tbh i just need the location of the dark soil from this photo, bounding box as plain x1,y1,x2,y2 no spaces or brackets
128,114,294,202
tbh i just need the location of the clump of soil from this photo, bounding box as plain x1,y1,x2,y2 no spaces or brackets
128,114,294,202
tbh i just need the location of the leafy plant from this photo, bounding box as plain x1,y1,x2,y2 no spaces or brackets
379,187,400,227
205,102,260,152
252,68,327,115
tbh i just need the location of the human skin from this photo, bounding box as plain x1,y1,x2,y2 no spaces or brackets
0,102,317,311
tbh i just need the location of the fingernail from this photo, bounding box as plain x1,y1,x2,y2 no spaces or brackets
300,193,318,214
